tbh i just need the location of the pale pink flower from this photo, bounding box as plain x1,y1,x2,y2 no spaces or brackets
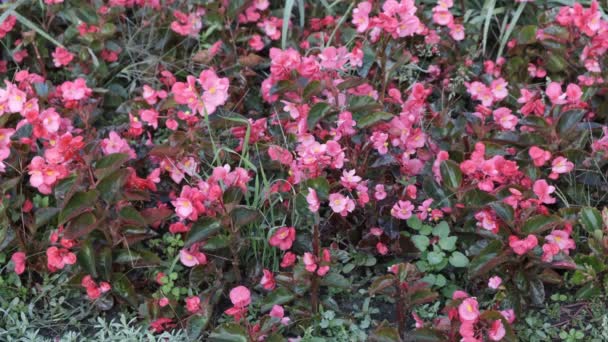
488,276,502,289
458,297,480,322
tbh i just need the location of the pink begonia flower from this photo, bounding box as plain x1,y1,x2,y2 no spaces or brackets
508,235,538,255
270,304,284,319
11,252,26,275
412,312,424,328
550,157,574,179
391,200,414,220
376,242,388,255
185,296,201,313
488,276,502,289
101,131,136,159
490,78,509,100
179,247,207,267
280,252,296,268
529,146,552,167
52,47,74,67
352,1,372,32
458,297,480,322
501,309,516,324
306,188,320,213
371,132,389,154
370,227,383,236
432,8,453,26
546,229,576,253
159,297,169,307
374,184,387,200
328,193,355,216
46,246,77,272
489,319,506,341
493,107,518,130
249,34,264,51
449,23,465,41
224,286,251,320
546,82,567,104
139,109,159,129
303,252,317,273
340,169,361,189
60,78,92,101
533,179,556,204
319,46,350,70
260,269,276,290
199,69,229,115
269,226,296,250
170,11,202,37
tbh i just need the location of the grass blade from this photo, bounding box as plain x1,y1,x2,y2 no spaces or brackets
281,0,295,49
12,11,65,48
482,0,496,55
496,2,526,60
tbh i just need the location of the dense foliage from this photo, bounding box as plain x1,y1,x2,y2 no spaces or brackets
1,0,608,340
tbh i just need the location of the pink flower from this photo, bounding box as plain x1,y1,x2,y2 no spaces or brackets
374,184,387,200
501,309,516,324
101,131,136,159
260,269,276,290
328,193,355,216
550,157,573,179
391,200,414,220
270,305,284,319
542,242,560,262
458,297,480,322
185,296,201,313
376,242,388,255
490,78,509,100
179,247,207,267
230,286,251,308
139,109,159,129
432,8,453,26
46,246,77,272
533,179,556,204
449,23,465,41
306,188,320,213
352,1,371,32
52,47,74,67
566,84,582,103
249,34,264,51
281,252,296,268
529,146,552,167
319,46,350,70
11,252,26,275
493,107,518,130
159,297,169,307
170,11,202,37
269,227,296,250
546,230,576,253
172,198,193,219
199,69,230,115
60,78,92,101
488,276,502,289
546,82,567,104
488,319,506,341
340,169,361,189
508,234,538,255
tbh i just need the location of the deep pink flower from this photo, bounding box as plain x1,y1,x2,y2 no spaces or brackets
185,296,201,313
306,188,320,213
458,297,480,322
229,286,251,308
533,179,556,204
529,146,551,167
11,252,26,275
52,47,74,67
508,235,538,255
269,226,296,250
280,252,296,268
488,319,506,341
391,200,414,220
47,246,77,272
260,269,276,290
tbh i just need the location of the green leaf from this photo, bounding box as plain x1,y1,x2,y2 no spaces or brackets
432,221,450,238
369,274,396,296
556,109,586,135
98,247,113,280
119,206,146,227
439,236,457,251
369,325,401,342
410,328,446,342
59,190,99,226
94,153,129,180
427,251,445,265
261,287,295,312
440,160,462,190
33,207,60,229
187,312,211,339
521,215,561,234
356,111,393,128
320,272,351,289
304,177,330,200
468,240,506,277
410,287,438,305
209,323,248,342
78,240,97,278
64,212,97,240
411,235,430,252
201,235,229,251
407,216,422,230
489,202,514,223
303,80,322,99
307,102,331,130
185,218,222,248
517,25,537,44
111,273,138,308
231,206,261,228
97,169,129,203
281,0,294,49
449,251,469,268
579,207,602,233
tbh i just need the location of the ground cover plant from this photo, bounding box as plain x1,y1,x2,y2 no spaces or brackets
1,0,608,340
